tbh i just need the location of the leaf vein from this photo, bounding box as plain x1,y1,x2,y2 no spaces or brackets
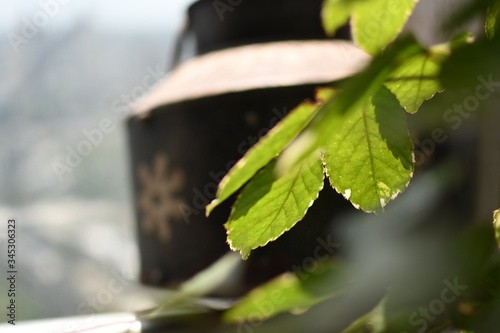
361,105,381,202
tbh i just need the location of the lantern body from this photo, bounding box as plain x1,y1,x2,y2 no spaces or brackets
127,0,368,295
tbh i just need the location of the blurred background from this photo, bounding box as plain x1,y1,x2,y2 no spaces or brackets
0,0,482,324
0,0,192,321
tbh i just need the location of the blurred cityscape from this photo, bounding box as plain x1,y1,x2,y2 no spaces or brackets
0,0,191,321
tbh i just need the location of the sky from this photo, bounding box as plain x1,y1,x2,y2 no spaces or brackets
0,0,194,33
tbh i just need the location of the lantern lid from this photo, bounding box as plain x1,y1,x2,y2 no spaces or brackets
133,40,369,116
188,0,350,54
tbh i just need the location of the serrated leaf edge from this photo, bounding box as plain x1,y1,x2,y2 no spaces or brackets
320,103,415,213
384,49,446,114
206,95,328,216
225,158,325,259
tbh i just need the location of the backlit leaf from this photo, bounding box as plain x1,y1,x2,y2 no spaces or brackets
352,0,418,55
277,37,423,176
206,89,334,215
225,158,324,259
384,48,445,114
322,0,355,36
322,0,419,55
323,87,413,212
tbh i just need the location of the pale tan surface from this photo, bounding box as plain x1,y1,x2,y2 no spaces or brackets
133,40,370,115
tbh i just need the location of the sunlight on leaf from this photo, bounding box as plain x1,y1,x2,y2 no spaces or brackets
323,87,414,212
225,158,324,259
278,37,423,177
322,0,355,36
353,0,418,55
206,89,335,216
322,0,419,55
384,47,445,114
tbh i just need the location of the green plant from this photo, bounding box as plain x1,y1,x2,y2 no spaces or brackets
155,1,500,332
207,0,464,259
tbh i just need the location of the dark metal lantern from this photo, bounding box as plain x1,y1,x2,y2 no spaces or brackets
127,0,369,296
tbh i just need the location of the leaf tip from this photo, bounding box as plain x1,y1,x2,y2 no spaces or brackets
241,250,250,260
205,199,218,217
315,87,337,103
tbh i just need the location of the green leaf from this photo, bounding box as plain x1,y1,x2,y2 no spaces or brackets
224,273,320,323
224,262,344,323
321,0,355,36
384,33,473,113
225,157,325,259
352,0,418,55
321,0,418,55
277,37,423,177
341,314,372,333
494,209,500,248
384,47,445,114
486,0,500,39
323,87,413,212
206,89,334,216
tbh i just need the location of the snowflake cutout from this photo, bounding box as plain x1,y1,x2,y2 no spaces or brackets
137,152,185,243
